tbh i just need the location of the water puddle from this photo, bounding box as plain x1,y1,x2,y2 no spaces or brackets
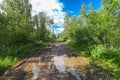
31,53,84,80
51,54,81,80
32,63,40,80
68,66,81,80
51,54,67,73
55,43,61,46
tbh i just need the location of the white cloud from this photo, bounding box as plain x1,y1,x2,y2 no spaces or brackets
0,0,3,3
0,0,65,34
0,0,3,13
54,27,64,34
69,11,74,13
30,0,65,28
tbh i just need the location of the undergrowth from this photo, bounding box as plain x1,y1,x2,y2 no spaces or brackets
0,41,44,76
66,40,120,79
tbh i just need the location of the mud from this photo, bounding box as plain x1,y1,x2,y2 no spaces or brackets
1,42,113,80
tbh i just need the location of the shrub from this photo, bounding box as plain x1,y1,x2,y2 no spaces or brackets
0,56,18,76
91,45,107,58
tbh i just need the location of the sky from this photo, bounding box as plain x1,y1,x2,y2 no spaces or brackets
0,0,102,34
59,0,102,16
30,0,102,34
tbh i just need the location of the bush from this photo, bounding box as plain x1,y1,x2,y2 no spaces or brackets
102,49,120,67
16,45,32,58
89,45,120,77
91,45,107,58
0,41,44,76
0,56,18,76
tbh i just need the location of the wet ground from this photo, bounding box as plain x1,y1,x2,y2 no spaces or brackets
1,42,113,80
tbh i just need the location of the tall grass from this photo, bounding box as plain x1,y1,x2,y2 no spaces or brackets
66,40,120,79
89,45,120,77
0,41,44,76
0,56,18,75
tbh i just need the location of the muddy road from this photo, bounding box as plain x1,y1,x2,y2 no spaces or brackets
1,42,113,80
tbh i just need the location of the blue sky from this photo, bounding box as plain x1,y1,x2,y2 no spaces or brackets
52,0,102,34
59,0,102,16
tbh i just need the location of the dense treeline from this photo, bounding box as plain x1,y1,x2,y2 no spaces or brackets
0,0,55,75
59,0,120,78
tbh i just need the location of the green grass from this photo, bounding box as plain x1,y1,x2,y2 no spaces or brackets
66,40,120,79
91,49,120,79
0,41,44,76
0,56,18,75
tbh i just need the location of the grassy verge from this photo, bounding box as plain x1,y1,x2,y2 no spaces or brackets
66,40,120,79
0,41,44,76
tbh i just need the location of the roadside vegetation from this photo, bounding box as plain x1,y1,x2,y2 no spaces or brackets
58,0,120,79
1,0,120,79
0,0,55,76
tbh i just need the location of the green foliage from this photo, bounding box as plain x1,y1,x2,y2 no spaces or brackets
0,42,43,76
0,0,55,76
102,49,120,67
90,46,120,77
91,45,106,58
59,0,120,78
0,56,18,75
0,0,55,46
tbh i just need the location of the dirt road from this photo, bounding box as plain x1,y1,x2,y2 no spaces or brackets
1,42,113,80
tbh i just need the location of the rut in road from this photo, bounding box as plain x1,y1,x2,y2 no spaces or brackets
2,42,113,80
25,42,84,80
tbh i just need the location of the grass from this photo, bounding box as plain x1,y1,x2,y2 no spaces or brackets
66,40,120,79
0,56,18,75
0,41,44,76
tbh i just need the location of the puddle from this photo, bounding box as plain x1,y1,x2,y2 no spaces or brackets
55,43,61,46
32,63,40,80
30,54,86,80
30,52,85,80
68,66,81,80
51,54,81,80
51,55,67,73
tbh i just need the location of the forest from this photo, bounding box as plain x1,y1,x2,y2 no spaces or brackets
0,0,120,79
59,0,120,78
0,0,55,76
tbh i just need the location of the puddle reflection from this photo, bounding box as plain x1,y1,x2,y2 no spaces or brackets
51,54,81,80
32,63,40,80
55,43,61,46
31,54,83,80
68,66,81,80
51,54,67,73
